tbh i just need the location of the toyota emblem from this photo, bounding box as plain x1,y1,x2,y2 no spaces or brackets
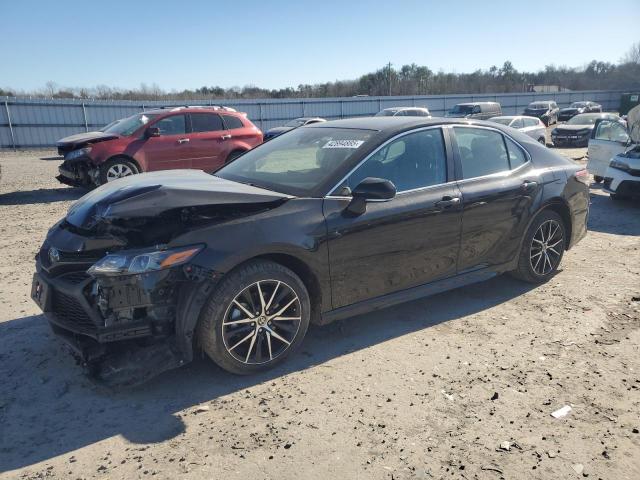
48,247,60,264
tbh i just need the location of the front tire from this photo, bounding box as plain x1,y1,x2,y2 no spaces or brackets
99,157,139,185
197,260,311,375
510,210,566,284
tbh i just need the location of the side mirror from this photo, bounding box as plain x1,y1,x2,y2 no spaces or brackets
346,177,396,215
145,127,161,138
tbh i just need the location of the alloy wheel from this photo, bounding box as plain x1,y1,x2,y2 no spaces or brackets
222,280,302,365
106,163,134,182
530,219,563,276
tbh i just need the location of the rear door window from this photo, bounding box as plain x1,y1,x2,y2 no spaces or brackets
453,127,509,179
523,118,539,127
222,114,245,129
155,115,187,135
511,118,524,129
190,113,224,133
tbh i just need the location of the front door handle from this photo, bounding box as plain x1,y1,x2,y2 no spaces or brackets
178,138,190,144
435,195,461,208
221,134,232,140
522,180,538,190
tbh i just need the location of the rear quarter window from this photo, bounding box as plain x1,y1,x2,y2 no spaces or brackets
222,115,245,129
190,113,223,132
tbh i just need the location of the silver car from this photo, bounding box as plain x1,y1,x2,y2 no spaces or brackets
488,116,547,145
375,107,431,117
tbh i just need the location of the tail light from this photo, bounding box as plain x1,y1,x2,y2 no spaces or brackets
574,168,590,184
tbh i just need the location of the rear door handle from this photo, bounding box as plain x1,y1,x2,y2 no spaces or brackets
178,138,190,144
435,195,461,208
221,134,232,140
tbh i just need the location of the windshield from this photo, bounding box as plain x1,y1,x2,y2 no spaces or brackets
216,127,374,196
375,110,398,117
488,118,513,126
448,105,474,115
103,113,158,136
528,103,549,109
570,102,588,108
284,119,307,127
567,114,600,125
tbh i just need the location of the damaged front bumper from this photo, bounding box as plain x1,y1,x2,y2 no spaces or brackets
56,159,98,188
31,246,212,387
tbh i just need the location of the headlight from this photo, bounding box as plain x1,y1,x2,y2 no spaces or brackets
609,158,631,172
87,245,204,276
65,147,92,160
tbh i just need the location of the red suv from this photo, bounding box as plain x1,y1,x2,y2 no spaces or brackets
56,106,263,187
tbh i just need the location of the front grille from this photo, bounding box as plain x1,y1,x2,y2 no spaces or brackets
52,290,97,332
58,271,90,285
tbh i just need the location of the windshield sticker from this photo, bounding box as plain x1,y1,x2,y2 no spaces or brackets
141,115,150,124
322,140,365,149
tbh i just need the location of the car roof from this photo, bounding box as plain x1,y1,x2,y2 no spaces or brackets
305,116,518,136
143,106,242,115
491,115,540,121
383,107,429,111
456,102,499,106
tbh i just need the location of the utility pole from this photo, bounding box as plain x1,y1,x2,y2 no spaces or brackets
387,61,392,96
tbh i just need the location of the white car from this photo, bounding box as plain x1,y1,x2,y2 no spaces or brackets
587,105,640,199
375,107,431,117
488,116,547,144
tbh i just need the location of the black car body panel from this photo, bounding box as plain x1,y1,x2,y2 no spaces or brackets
33,117,589,385
551,124,594,147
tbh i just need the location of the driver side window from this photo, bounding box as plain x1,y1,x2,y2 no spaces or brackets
594,121,629,143
154,115,187,136
341,128,447,193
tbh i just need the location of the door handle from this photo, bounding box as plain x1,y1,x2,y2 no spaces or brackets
522,180,538,190
177,138,190,144
435,195,461,208
221,134,232,140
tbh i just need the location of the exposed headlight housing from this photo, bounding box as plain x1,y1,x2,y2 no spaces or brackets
609,158,631,172
65,146,92,161
87,245,204,277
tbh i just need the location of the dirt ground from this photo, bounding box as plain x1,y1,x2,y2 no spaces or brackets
0,145,638,480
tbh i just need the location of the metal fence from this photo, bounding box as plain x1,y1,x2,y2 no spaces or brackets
0,89,626,148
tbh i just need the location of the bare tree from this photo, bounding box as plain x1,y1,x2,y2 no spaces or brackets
621,41,640,64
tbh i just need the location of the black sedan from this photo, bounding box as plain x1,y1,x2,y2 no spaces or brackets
263,117,326,141
551,112,620,147
32,117,589,384
558,101,602,122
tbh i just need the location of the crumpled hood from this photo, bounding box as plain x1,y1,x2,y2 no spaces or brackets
56,131,120,148
66,170,291,230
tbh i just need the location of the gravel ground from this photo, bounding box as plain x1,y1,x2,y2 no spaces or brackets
0,146,638,480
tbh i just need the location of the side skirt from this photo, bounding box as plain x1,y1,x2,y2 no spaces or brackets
320,265,512,325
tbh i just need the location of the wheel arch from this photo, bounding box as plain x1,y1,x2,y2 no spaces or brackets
530,198,573,250
175,251,324,363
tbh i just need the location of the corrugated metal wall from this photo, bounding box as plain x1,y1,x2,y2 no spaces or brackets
0,90,626,148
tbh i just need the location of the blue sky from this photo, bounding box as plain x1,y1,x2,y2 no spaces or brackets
2,0,639,91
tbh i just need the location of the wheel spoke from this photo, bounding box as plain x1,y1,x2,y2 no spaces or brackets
244,332,257,363
266,327,291,346
233,299,255,319
265,281,280,311
548,246,561,256
271,316,301,322
269,297,297,319
266,331,273,360
256,282,267,313
223,317,254,326
229,331,255,352
533,252,544,272
548,238,563,249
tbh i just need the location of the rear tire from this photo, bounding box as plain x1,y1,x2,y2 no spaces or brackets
99,157,139,185
510,210,566,284
197,260,310,375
